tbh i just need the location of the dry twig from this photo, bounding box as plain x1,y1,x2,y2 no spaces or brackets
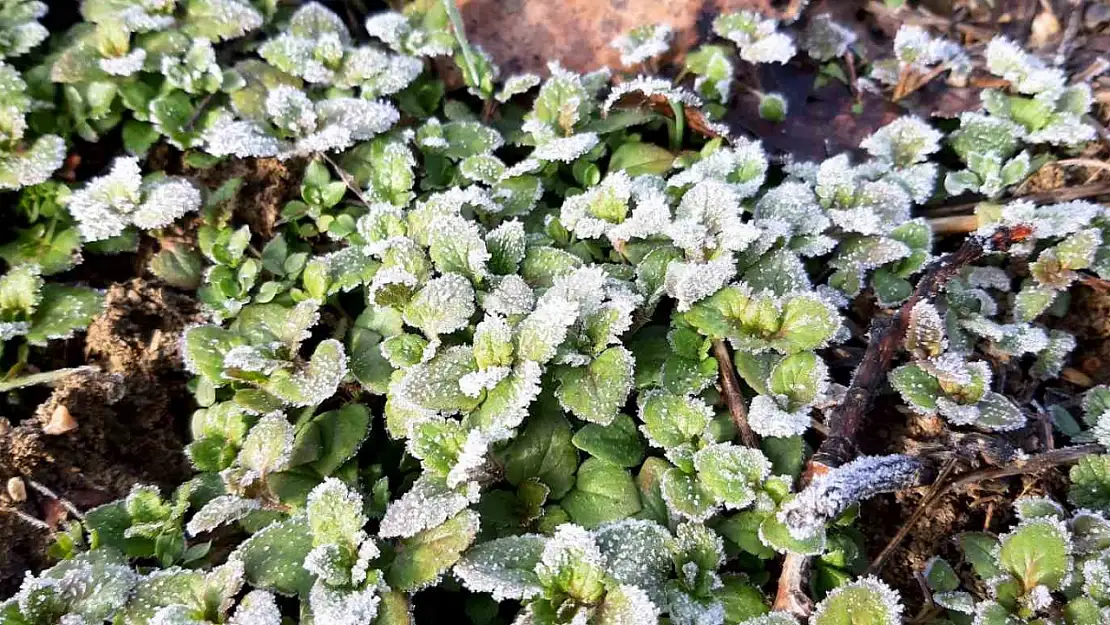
712,339,759,448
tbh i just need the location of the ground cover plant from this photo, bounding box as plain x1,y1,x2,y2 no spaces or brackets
2,0,1110,624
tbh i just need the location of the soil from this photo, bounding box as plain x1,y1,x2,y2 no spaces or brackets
188,157,305,239
0,279,202,595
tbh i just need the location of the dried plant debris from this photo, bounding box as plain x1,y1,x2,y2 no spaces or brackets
1,1,1110,624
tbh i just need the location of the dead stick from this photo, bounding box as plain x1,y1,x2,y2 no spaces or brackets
928,183,1110,217
712,339,759,448
948,443,1103,489
773,226,1033,616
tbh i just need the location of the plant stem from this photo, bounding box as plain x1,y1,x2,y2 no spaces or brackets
442,0,483,97
711,339,758,448
668,98,685,151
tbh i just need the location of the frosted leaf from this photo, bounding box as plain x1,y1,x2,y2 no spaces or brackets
495,73,541,103
560,170,633,239
973,391,1026,431
150,604,206,625
427,215,490,281
536,524,604,580
811,576,903,625
0,320,29,339
667,589,726,625
753,182,828,235
532,132,599,163
602,76,702,116
593,520,673,604
266,86,317,135
747,394,811,438
515,295,577,363
0,1,47,59
453,534,546,601
904,301,947,359
668,140,768,199
308,582,380,625
608,185,672,243
306,477,368,548
713,11,796,64
363,12,409,51
780,455,924,540
378,474,479,539
485,220,526,273
469,361,542,431
99,49,146,77
315,98,399,141
596,584,660,625
1033,331,1076,380
64,157,143,242
132,178,202,231
984,37,1065,95
802,14,856,62
966,266,1011,291
162,39,222,95
0,134,65,190
202,115,283,158
460,366,511,398
663,257,736,312
268,339,348,407
861,117,941,168
186,495,262,536
228,591,281,625
446,427,512,487
611,24,673,67
238,413,294,477
482,274,535,317
1026,116,1096,147
185,0,266,42
404,273,476,338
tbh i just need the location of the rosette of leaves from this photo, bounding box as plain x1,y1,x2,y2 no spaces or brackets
0,62,65,189
259,2,421,100
50,0,265,144
944,113,1033,199
981,37,1096,146
0,549,138,625
711,11,795,65
110,559,282,625
889,301,1026,431
202,82,399,159
0,182,82,275
64,156,202,246
518,62,612,165
364,2,455,59
975,199,1109,322
684,45,735,106
182,298,348,410
922,499,1110,625
0,263,103,345
869,25,970,89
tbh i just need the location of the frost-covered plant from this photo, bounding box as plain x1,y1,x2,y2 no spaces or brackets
0,0,47,59
611,24,673,68
0,263,102,345
870,25,970,90
801,14,856,63
890,301,1027,431
684,45,735,105
712,11,796,65
921,499,1110,625
64,157,201,243
0,62,65,189
182,299,348,408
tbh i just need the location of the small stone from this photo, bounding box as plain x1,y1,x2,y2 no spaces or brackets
42,404,77,435
7,477,27,502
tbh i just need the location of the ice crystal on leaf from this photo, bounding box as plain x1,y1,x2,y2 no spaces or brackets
378,474,479,539
99,49,147,77
860,117,942,168
712,11,796,64
453,534,546,601
611,24,673,67
811,576,903,625
748,394,812,438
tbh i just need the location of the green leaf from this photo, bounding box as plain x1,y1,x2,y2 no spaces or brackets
998,518,1070,590
761,436,805,478
716,511,775,559
693,443,769,509
635,457,672,525
812,578,902,625
183,325,241,381
561,458,641,528
639,391,712,449
453,534,545,601
348,327,393,395
769,351,823,410
923,557,960,592
265,339,347,407
889,364,940,413
233,516,314,596
309,405,370,476
716,575,769,624
958,532,1003,580
150,245,205,290
26,285,105,345
774,294,838,353
1014,284,1057,322
387,510,479,591
502,403,578,499
660,467,717,521
555,347,634,426
1070,454,1110,511
609,142,674,176
571,414,645,468
759,512,826,556
239,414,294,475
